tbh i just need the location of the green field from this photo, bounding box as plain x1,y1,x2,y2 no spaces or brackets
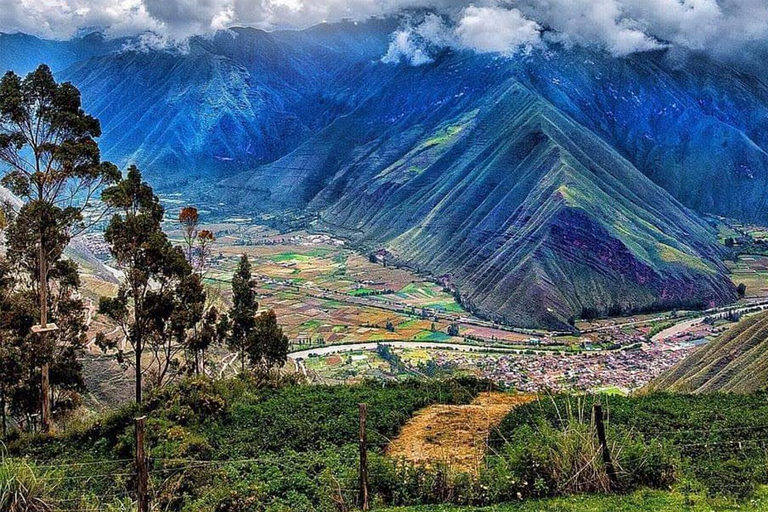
387,488,768,512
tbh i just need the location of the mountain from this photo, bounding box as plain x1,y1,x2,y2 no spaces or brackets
1,19,761,328
0,32,127,75
219,56,736,328
649,310,768,393
517,48,768,223
56,22,396,185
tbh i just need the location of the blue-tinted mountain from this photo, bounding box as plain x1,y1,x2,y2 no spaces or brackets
54,21,395,185
0,31,127,75
3,20,763,328
219,54,736,328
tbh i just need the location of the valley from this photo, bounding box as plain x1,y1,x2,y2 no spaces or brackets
6,13,768,509
73,193,768,398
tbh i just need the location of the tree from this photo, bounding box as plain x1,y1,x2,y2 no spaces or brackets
0,64,118,430
226,255,258,372
246,310,289,373
179,206,200,264
738,283,747,298
97,166,198,403
197,229,215,271
0,255,19,436
0,231,86,432
190,306,226,375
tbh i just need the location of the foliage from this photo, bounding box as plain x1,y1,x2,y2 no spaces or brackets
97,166,203,402
0,64,119,206
494,393,768,499
246,310,289,372
0,210,88,429
0,457,57,512
10,381,768,509
0,64,117,432
226,254,279,373
383,485,768,511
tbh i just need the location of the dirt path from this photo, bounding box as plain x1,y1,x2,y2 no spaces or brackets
386,392,536,475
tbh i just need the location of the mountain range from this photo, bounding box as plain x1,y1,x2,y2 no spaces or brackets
4,16,766,329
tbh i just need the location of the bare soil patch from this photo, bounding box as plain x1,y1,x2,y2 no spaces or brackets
386,391,536,474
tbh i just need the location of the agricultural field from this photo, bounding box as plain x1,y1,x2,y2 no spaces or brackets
727,254,768,299
163,217,544,349
77,213,763,395
303,350,405,383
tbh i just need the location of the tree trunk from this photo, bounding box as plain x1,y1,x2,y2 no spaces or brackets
1,386,6,437
134,327,143,404
39,241,51,433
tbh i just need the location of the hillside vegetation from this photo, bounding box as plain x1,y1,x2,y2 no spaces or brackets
650,310,768,393
5,377,488,511
8,379,768,510
494,393,768,500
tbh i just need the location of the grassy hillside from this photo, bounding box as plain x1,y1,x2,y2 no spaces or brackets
650,310,768,393
7,378,768,510
4,377,488,511
494,392,768,500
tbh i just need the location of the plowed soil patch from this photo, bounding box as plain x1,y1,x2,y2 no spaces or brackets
386,392,536,474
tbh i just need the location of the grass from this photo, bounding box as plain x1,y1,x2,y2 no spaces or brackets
350,287,376,296
414,331,451,342
384,486,768,511
494,392,768,500
272,252,312,262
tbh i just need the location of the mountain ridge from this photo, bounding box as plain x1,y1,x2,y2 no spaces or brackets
0,21,754,328
220,72,735,328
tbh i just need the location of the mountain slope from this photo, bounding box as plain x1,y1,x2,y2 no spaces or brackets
56,22,395,186
519,48,768,223
3,22,760,329
220,63,736,329
0,32,127,75
650,311,768,394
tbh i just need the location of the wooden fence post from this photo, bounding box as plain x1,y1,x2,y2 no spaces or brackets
358,403,369,511
135,416,149,512
593,403,618,490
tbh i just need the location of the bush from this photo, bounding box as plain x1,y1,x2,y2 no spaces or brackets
494,392,768,499
0,458,57,512
698,458,760,499
488,418,677,499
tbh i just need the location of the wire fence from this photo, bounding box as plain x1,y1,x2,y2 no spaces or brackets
13,387,768,512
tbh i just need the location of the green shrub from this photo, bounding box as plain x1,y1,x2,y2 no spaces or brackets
0,458,57,512
698,457,760,499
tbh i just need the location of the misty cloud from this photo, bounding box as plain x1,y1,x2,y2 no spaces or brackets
455,6,541,55
3,0,768,74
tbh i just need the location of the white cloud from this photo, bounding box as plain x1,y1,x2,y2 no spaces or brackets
2,0,768,74
0,0,161,39
455,6,541,55
382,13,456,65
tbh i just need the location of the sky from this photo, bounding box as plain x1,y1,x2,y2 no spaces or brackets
2,0,768,69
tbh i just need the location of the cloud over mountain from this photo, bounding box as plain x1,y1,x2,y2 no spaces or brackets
3,0,768,72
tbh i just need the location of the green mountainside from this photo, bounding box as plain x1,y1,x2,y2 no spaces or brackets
650,310,768,394
221,75,736,329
